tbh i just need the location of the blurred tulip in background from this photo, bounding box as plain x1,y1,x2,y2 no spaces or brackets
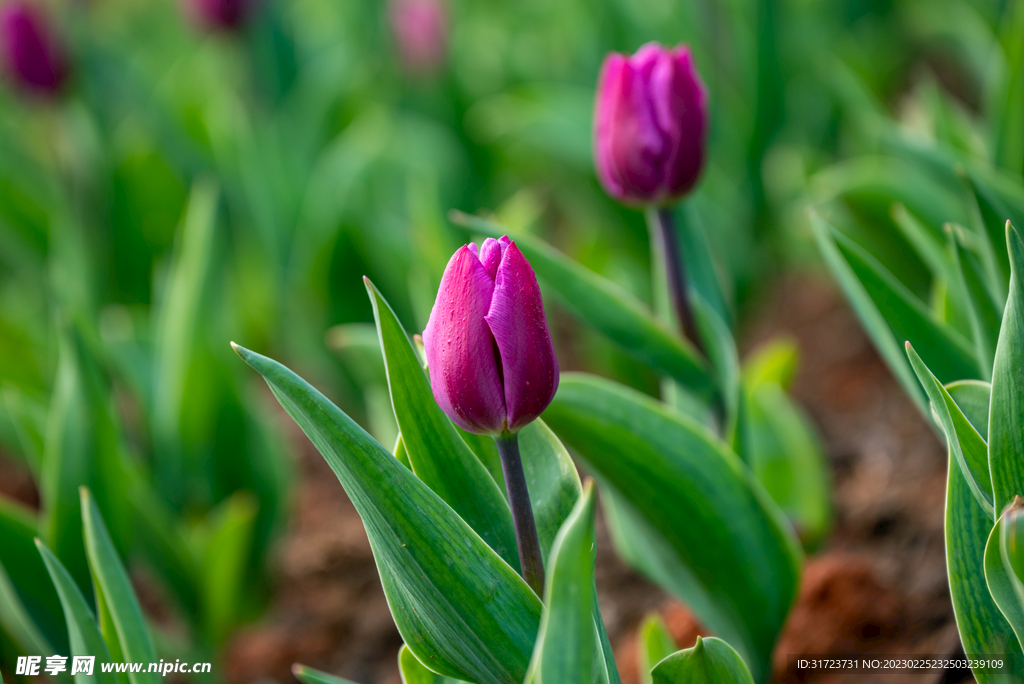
183,0,257,32
594,42,707,206
389,0,447,75
0,1,65,96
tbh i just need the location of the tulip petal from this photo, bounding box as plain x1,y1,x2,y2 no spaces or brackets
594,54,628,200
478,236,510,280
423,246,508,434
594,50,668,203
485,242,559,432
654,47,707,198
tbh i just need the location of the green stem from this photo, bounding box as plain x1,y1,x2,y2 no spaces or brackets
647,207,705,356
494,433,545,597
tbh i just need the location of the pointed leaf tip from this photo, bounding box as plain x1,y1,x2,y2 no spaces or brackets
230,342,258,367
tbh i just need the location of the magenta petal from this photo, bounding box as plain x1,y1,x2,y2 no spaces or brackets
594,53,628,201
594,49,668,203
0,2,64,95
485,242,559,432
659,47,707,198
423,246,508,434
477,236,509,280
593,42,707,204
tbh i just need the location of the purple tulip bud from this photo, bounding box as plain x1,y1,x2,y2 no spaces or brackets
423,236,559,436
389,0,447,75
0,2,66,96
594,42,708,205
183,0,256,31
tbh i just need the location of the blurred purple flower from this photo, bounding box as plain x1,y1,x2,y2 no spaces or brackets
423,236,559,436
594,42,708,205
184,0,256,32
0,1,66,96
389,0,446,74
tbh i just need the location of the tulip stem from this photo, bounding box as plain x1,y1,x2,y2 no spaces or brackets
494,433,545,597
649,207,705,356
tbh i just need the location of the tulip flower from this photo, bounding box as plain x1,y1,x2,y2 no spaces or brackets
593,42,708,205
389,0,447,75
0,2,66,96
593,42,708,354
183,0,256,31
423,235,558,437
423,235,557,595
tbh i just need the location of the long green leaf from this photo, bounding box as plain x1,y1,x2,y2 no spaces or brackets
365,278,519,568
833,223,979,382
543,373,800,683
991,0,1024,177
985,511,1024,652
945,384,1021,680
151,179,219,499
525,481,606,684
949,380,992,439
293,664,363,684
0,498,66,656
692,295,744,458
125,476,199,622
1001,504,1024,650
41,325,131,596
651,637,754,684
951,229,1003,379
197,492,257,643
397,645,468,684
673,204,731,329
233,344,542,684
746,383,832,551
36,541,118,684
450,212,711,393
638,614,677,684
989,223,1024,516
907,343,993,516
812,212,979,415
967,173,1013,295
80,489,159,684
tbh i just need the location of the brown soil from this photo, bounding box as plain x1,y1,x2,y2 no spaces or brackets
222,274,964,684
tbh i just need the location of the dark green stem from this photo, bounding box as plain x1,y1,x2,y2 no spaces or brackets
494,433,545,597
651,207,705,356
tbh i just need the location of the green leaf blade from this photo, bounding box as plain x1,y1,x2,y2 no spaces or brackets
543,373,800,683
526,481,601,684
397,645,468,684
907,343,994,515
36,540,118,684
292,664,363,684
989,224,1024,516
233,344,541,684
638,613,677,684
651,636,755,684
945,458,1022,681
0,498,66,656
812,212,981,416
985,509,1024,653
365,279,519,569
951,230,1003,378
451,213,711,393
80,489,159,684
